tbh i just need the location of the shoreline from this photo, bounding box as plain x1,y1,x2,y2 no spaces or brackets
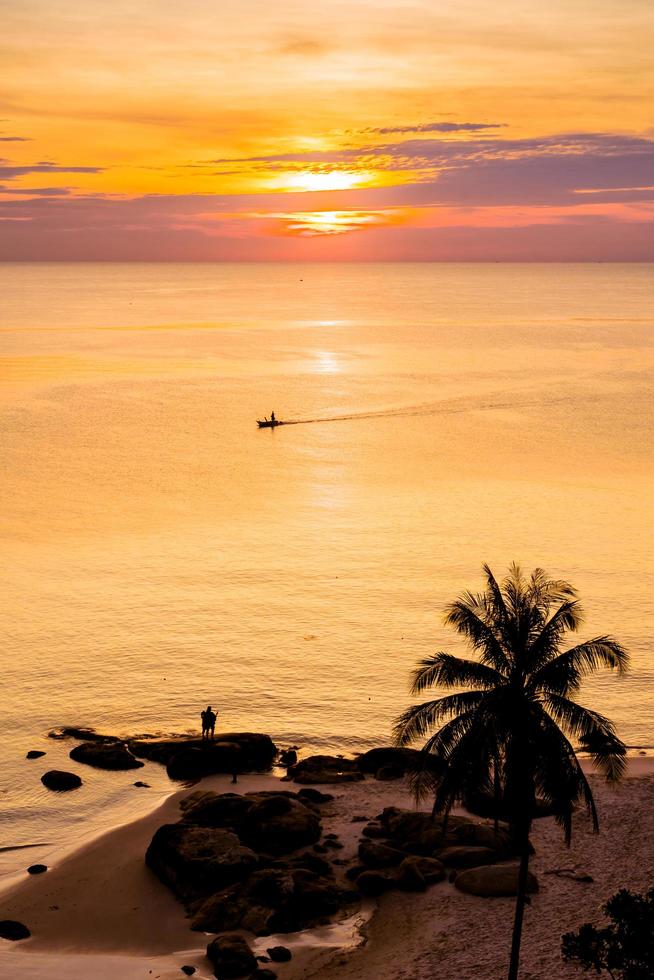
1,757,654,979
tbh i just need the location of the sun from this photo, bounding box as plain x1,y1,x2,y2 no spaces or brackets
284,171,366,192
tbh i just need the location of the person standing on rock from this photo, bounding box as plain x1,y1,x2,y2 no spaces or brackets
201,705,216,740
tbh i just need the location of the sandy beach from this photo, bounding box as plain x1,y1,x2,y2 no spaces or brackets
1,759,653,980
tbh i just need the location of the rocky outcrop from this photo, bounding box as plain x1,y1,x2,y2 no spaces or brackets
192,867,350,935
286,755,363,785
0,920,31,941
41,770,82,791
206,933,257,979
145,824,258,902
148,788,354,935
455,863,539,897
181,791,322,856
69,741,144,771
130,734,277,778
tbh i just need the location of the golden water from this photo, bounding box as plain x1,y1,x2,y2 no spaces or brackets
1,262,653,855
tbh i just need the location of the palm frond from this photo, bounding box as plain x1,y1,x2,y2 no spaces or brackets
410,652,505,694
534,708,599,841
393,691,485,746
542,693,627,782
532,636,629,695
443,599,510,672
527,600,582,671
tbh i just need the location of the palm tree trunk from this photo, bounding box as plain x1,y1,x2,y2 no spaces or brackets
507,824,531,980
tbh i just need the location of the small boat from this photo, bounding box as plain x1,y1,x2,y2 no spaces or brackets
257,418,284,429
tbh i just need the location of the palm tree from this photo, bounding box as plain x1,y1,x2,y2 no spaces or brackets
394,563,629,980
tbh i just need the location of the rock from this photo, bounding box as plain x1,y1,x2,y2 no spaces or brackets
356,747,431,776
48,727,116,742
355,870,395,896
181,968,196,977
0,920,31,941
452,822,512,855
69,741,144,771
287,755,364,785
253,971,277,980
279,749,298,767
183,792,255,828
297,788,333,804
287,852,332,877
26,750,46,759
40,770,82,791
129,734,277,775
345,865,366,881
361,821,387,839
27,864,47,875
240,795,322,856
134,780,150,787
182,789,322,856
358,839,406,869
396,856,445,889
455,864,539,897
351,815,369,823
206,933,257,979
192,864,343,936
267,946,292,963
436,846,499,869
377,807,466,853
145,824,258,902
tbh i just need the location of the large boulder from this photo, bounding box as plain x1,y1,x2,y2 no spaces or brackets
41,770,82,791
206,934,257,979
358,839,406,869
69,741,144,771
378,807,469,854
182,791,322,857
355,870,395,897
193,867,344,935
452,821,513,855
287,755,363,785
356,747,430,777
241,795,321,856
130,734,277,775
145,824,258,902
436,845,499,869
455,863,539,897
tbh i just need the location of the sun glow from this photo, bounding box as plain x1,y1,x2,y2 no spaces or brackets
284,171,367,192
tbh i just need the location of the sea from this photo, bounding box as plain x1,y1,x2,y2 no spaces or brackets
1,262,653,876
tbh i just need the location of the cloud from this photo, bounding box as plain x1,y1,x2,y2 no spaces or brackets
0,135,31,142
362,121,505,135
0,160,103,180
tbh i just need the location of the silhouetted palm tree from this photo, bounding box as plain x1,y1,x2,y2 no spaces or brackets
394,563,629,980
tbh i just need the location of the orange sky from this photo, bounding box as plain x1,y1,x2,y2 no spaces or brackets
1,0,654,258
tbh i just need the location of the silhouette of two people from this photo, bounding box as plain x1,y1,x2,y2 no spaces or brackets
201,705,216,740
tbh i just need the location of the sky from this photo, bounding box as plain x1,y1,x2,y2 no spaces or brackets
1,0,654,260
